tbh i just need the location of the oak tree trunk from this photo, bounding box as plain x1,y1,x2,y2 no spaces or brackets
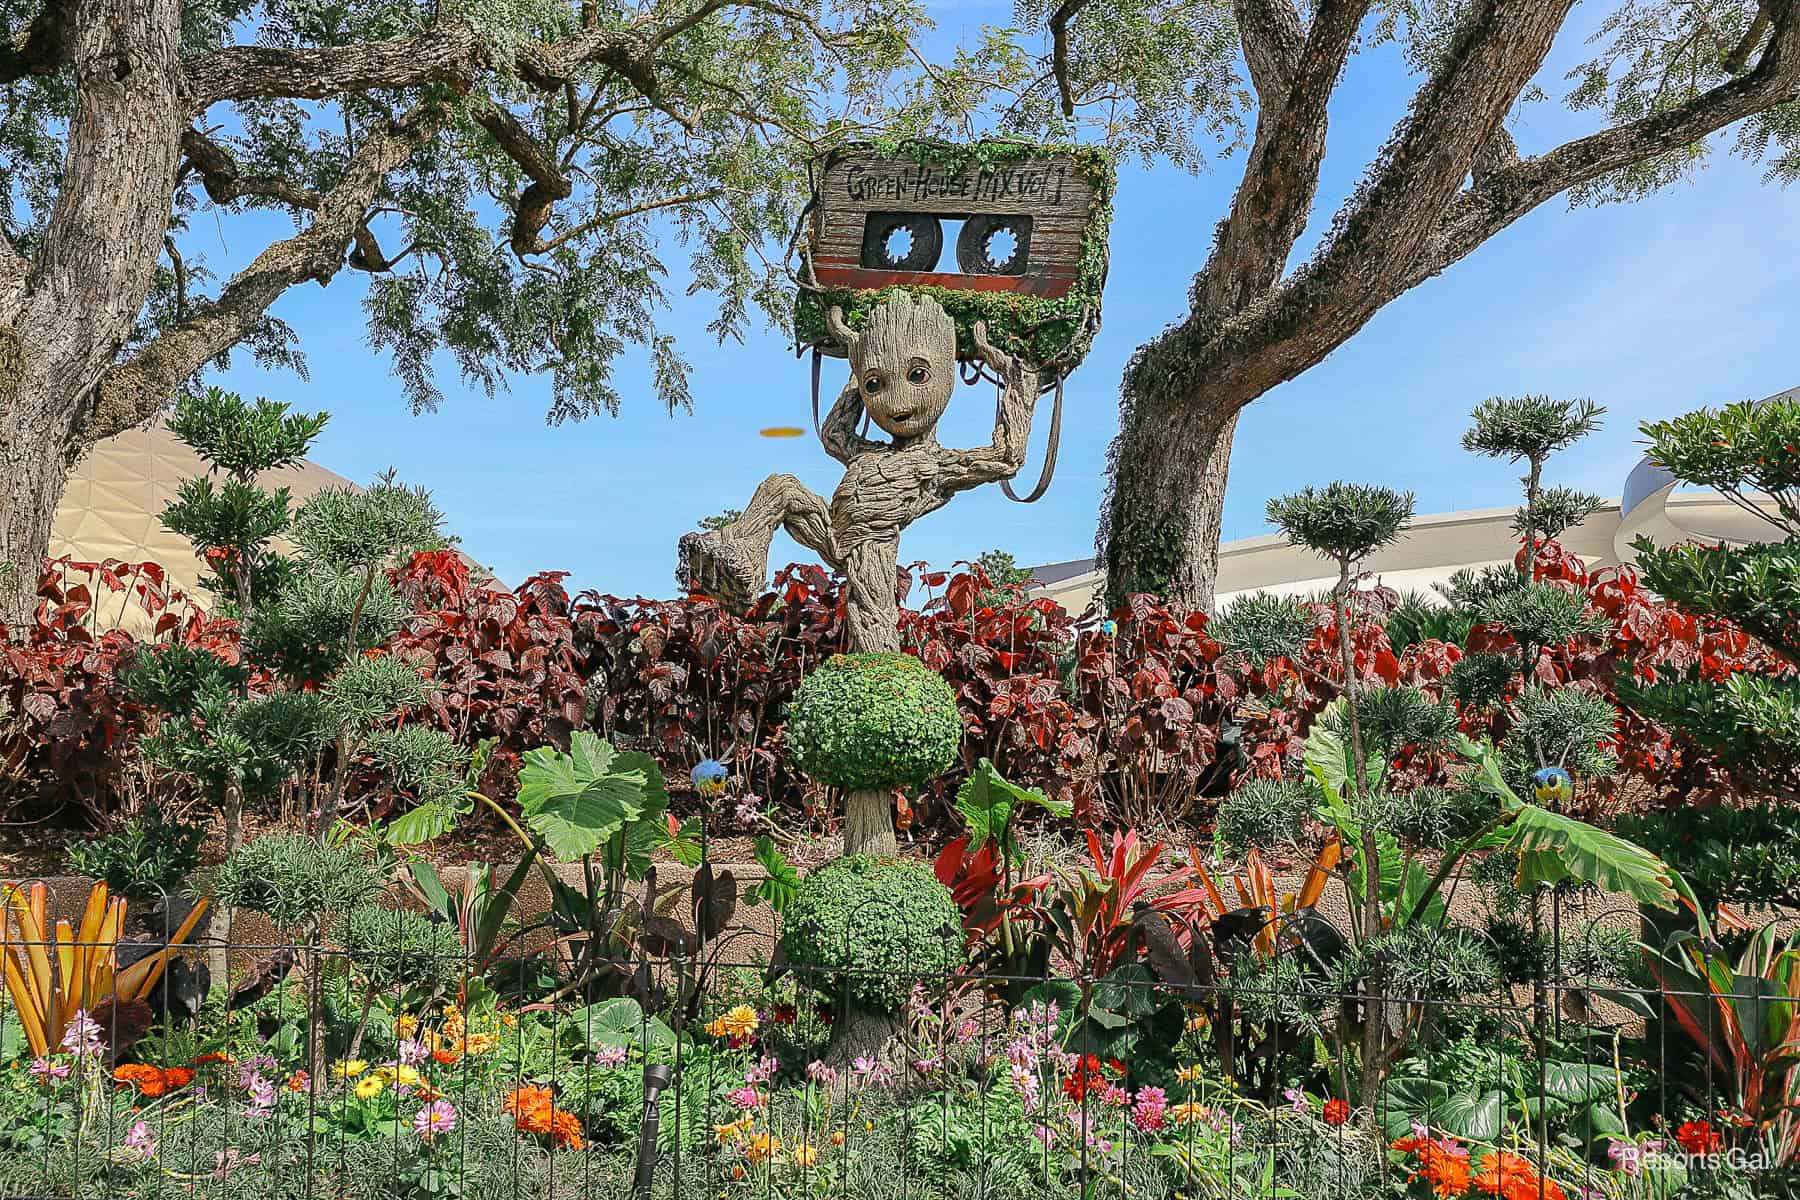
0,375,76,630
1099,384,1241,614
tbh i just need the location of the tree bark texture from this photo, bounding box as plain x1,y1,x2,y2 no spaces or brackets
678,293,1042,855
1099,0,1800,612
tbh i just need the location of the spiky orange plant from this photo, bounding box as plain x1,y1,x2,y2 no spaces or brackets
0,881,209,1056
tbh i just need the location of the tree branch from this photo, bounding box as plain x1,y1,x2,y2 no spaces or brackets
1233,0,1304,99
1423,0,1799,282
1204,0,1375,309
1049,0,1095,116
85,103,446,440
181,128,321,209
470,102,574,256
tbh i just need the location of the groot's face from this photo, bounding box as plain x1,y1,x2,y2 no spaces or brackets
850,296,957,441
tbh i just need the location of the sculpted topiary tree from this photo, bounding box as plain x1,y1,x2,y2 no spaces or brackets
785,652,962,856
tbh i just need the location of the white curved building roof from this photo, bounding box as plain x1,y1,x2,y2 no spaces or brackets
1031,386,1797,616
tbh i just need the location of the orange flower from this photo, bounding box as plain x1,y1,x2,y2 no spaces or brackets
1473,1152,1563,1200
505,1086,556,1135
113,1063,196,1098
1414,1144,1472,1197
1321,1098,1350,1126
284,1071,310,1093
433,1047,463,1066
548,1109,585,1151
192,1051,233,1066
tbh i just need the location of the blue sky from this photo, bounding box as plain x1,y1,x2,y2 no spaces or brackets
210,1,1800,596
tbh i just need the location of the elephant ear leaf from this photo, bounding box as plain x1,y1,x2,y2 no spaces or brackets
1505,803,1680,911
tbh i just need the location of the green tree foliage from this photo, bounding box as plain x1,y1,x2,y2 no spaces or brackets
1621,396,1800,785
1462,396,1605,578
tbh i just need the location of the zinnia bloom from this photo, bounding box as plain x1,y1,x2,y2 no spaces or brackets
791,1143,818,1168
705,1005,760,1042
1169,1102,1208,1126
548,1109,585,1151
1676,1119,1723,1155
414,1100,457,1140
1322,1098,1351,1126
744,1132,781,1163
433,1047,463,1066
113,1063,195,1098
1473,1151,1565,1200
505,1086,556,1135
285,1071,310,1093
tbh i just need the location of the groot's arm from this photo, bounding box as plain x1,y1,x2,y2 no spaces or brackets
820,308,887,465
937,321,1043,491
819,377,884,465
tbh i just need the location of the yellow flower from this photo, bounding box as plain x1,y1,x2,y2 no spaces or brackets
705,1004,760,1041
715,1116,754,1145
354,1075,386,1100
333,1059,369,1079
744,1132,781,1163
498,1011,517,1028
395,1014,419,1038
791,1143,818,1168
391,1065,423,1089
1170,1102,1208,1126
1175,1064,1203,1084
465,1032,499,1056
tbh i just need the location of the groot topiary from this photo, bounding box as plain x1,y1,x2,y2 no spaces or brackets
787,652,962,855
780,856,965,1017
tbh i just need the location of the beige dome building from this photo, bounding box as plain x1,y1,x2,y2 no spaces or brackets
47,420,356,622
1031,386,1797,616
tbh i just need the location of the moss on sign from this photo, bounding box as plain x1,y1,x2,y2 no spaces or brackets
794,140,1114,375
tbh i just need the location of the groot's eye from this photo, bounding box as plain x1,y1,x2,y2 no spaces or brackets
863,373,885,395
906,364,931,386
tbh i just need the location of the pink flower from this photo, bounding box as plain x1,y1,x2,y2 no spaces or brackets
1100,1083,1130,1109
122,1121,157,1160
852,1056,894,1087
805,1061,839,1087
397,1039,430,1066
29,1058,70,1082
592,1045,628,1069
1132,1086,1168,1131
1283,1087,1307,1114
244,1072,276,1117
727,1086,767,1110
415,1100,458,1140
744,1054,777,1084
61,1011,106,1059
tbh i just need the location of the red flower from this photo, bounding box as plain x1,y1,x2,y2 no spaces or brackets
1676,1119,1723,1155
1321,1098,1350,1126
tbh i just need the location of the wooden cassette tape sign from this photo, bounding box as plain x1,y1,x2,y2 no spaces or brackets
807,146,1098,296
796,143,1112,372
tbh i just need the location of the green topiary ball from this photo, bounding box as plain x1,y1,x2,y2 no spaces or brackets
779,856,966,1014
786,652,961,791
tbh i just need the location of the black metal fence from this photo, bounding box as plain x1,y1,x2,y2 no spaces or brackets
0,874,1789,1199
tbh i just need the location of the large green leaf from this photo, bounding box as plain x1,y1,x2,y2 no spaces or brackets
1506,804,1679,911
745,836,802,913
385,798,463,846
955,757,1071,866
517,731,650,861
1438,1088,1505,1140
1458,733,1682,912
567,998,675,1051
